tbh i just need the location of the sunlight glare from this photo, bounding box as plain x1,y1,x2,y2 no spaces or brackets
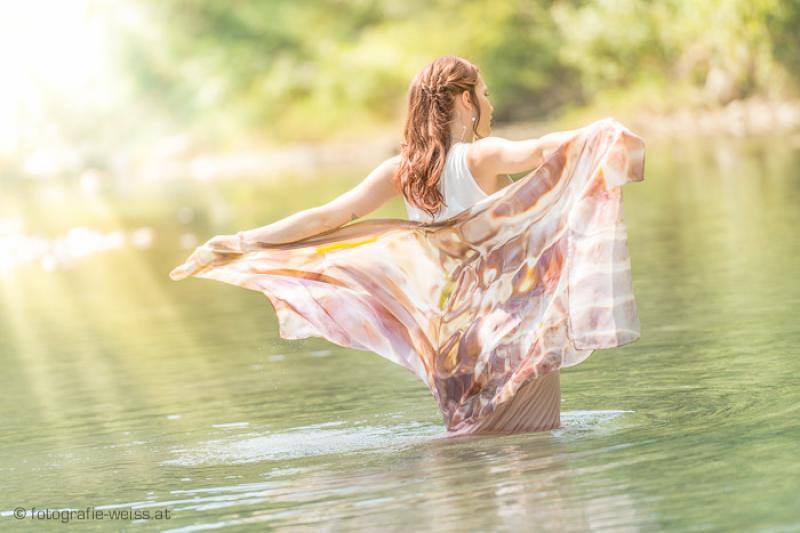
0,0,113,156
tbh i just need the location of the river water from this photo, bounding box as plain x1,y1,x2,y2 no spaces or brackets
1,133,798,531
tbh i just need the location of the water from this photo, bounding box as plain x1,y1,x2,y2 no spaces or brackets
1,133,799,531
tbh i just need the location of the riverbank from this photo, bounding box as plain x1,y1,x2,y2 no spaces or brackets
139,96,800,183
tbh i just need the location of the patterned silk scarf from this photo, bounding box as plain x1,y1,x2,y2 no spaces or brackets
170,117,645,433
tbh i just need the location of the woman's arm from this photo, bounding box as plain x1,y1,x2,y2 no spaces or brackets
238,155,401,246
468,127,583,177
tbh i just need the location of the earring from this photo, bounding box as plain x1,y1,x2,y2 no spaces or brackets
460,124,466,142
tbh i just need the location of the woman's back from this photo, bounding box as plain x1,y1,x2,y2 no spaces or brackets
403,142,488,222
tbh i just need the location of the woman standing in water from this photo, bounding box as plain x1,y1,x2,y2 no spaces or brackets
171,56,644,437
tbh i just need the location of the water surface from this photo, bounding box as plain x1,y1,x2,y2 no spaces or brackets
1,133,799,531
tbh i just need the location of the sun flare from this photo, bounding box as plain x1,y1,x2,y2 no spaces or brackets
0,0,117,156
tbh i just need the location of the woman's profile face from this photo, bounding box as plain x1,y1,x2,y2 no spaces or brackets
473,75,494,138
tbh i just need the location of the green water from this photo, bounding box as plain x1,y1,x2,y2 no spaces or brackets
1,134,799,531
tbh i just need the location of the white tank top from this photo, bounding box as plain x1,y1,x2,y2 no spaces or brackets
402,142,488,223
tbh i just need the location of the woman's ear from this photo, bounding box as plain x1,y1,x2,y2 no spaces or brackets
461,90,472,111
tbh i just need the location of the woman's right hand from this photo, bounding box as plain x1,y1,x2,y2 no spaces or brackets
169,234,242,281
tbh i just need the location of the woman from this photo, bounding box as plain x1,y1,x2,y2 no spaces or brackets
170,56,644,437
223,57,579,247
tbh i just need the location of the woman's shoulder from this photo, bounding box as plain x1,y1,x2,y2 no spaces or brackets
464,136,511,161
384,154,403,194
463,137,511,191
465,135,545,181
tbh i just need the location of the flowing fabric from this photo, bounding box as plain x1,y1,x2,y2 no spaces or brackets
169,117,645,434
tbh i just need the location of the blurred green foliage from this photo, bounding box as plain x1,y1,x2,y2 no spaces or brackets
113,0,799,144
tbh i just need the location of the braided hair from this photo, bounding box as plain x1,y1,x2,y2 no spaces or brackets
393,56,482,218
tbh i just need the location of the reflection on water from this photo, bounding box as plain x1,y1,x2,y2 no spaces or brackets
164,421,436,466
162,410,633,467
0,134,799,531
0,220,156,272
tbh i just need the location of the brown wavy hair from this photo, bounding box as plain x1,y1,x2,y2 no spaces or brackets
393,56,482,218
